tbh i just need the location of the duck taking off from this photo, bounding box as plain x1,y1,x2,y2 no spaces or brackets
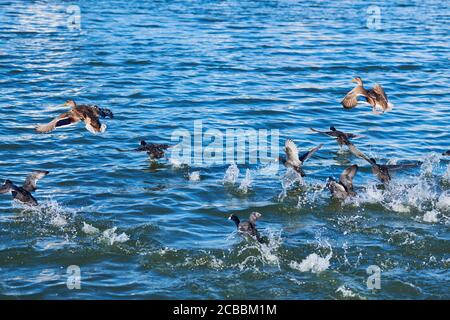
135,140,171,160
0,171,49,206
280,140,323,176
345,141,418,183
228,212,263,243
36,100,113,134
310,126,361,148
341,77,393,113
326,165,358,199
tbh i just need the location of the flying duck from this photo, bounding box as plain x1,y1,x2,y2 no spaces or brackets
326,165,358,199
341,77,393,113
0,171,49,206
310,126,361,148
36,100,113,134
280,139,323,176
135,140,171,160
345,141,418,183
228,212,263,243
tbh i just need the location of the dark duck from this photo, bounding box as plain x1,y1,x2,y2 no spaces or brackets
136,140,171,160
0,171,49,206
310,126,361,148
228,212,265,243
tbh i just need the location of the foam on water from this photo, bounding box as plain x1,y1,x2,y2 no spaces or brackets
82,222,100,235
289,251,332,274
100,227,130,246
188,171,201,182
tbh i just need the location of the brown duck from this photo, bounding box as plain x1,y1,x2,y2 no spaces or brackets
326,164,358,199
341,77,393,113
36,100,113,134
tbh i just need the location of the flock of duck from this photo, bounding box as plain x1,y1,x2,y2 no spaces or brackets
1,77,448,243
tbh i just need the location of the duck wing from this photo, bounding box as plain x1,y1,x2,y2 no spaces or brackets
310,128,334,136
372,84,389,108
385,162,420,171
299,144,323,164
35,112,79,133
22,171,49,192
341,86,367,109
339,164,358,191
346,142,375,165
284,140,300,165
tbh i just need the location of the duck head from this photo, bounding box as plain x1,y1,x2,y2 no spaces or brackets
352,77,363,86
330,126,337,131
63,100,76,108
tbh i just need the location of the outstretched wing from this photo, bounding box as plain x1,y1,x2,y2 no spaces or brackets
346,142,375,165
36,112,79,133
0,184,12,194
386,162,420,171
299,144,323,163
339,164,358,191
23,171,49,192
373,84,388,103
341,86,367,109
310,128,333,136
284,140,300,164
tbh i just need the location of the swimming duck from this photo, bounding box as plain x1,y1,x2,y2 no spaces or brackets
310,126,361,148
0,171,49,206
443,150,450,156
36,100,113,134
326,165,358,199
341,77,393,113
228,212,263,243
135,140,171,160
345,141,418,183
280,139,323,176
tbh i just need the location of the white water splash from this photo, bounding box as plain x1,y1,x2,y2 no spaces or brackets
289,251,332,273
223,163,239,184
100,227,129,245
422,210,439,223
82,222,100,235
336,285,358,298
238,169,253,193
279,168,303,201
188,171,201,182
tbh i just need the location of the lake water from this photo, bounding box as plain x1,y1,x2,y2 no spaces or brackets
0,0,449,299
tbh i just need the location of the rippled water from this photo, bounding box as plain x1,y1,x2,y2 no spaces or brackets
0,0,449,299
